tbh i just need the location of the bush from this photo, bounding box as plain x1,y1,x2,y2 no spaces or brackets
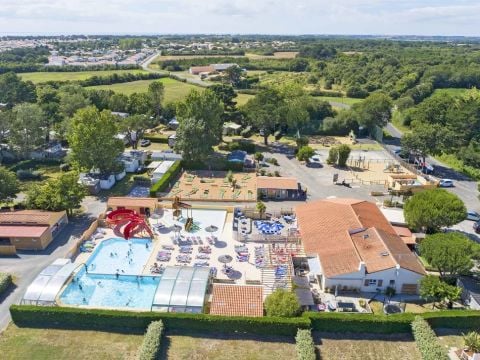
228,141,256,154
297,146,315,161
411,316,448,360
295,329,316,360
336,144,351,167
133,175,151,185
149,160,181,197
241,126,253,138
143,135,169,144
0,273,12,295
59,163,70,172
264,289,301,317
9,305,310,336
138,320,164,360
326,147,338,165
16,169,42,180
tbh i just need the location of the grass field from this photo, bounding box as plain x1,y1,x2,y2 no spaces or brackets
314,332,421,360
435,328,467,352
0,325,143,360
162,332,296,360
19,69,149,84
236,93,255,106
86,77,202,102
315,96,363,106
246,51,299,59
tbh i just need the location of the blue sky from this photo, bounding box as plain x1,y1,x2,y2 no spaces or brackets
0,0,478,36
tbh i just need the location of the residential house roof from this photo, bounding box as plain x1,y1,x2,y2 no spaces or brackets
0,225,49,238
107,197,158,209
295,198,425,278
0,210,64,226
210,284,263,317
257,177,298,190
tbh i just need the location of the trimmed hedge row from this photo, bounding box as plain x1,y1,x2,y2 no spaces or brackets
295,329,316,360
138,320,164,360
411,316,448,360
10,305,310,336
0,273,12,295
149,160,181,197
143,135,169,144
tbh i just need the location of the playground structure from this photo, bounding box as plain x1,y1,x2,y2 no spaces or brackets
106,209,154,240
172,196,196,232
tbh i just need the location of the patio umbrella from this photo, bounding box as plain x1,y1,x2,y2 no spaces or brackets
218,254,233,268
205,225,219,233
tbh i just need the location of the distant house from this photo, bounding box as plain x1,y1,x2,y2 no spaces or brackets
168,118,179,130
296,198,426,294
212,63,238,72
30,143,66,160
257,177,301,200
107,197,160,215
0,210,68,251
189,66,214,75
222,122,242,136
168,134,176,148
111,111,129,118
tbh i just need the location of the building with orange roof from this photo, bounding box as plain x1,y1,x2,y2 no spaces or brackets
295,198,425,294
106,197,160,216
256,176,302,200
210,284,264,317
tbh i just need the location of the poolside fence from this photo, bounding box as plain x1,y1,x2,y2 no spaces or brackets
65,220,99,259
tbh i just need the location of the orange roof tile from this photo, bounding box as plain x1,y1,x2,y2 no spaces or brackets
107,197,158,209
0,225,49,238
0,210,62,225
257,177,298,190
210,285,263,317
295,199,425,277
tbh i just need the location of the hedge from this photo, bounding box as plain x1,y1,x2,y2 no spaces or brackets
411,316,448,360
10,305,310,336
295,329,316,360
0,273,12,295
138,320,164,360
423,310,480,329
149,160,181,197
143,135,169,144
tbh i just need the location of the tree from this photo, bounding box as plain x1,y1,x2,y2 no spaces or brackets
264,289,301,317
336,144,351,167
404,189,466,233
210,83,237,111
148,81,165,118
0,72,36,105
322,110,358,136
256,201,266,216
0,167,19,203
10,103,46,158
297,146,315,161
119,114,156,149
326,147,338,165
26,172,87,216
354,92,393,133
58,85,91,119
67,107,124,174
109,93,129,112
401,122,445,164
419,232,474,277
174,90,223,161
224,65,243,87
254,152,264,162
419,275,462,308
0,110,12,144
128,92,151,115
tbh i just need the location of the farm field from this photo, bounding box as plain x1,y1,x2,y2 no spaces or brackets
0,325,143,360
314,96,363,106
314,332,421,360
86,77,202,102
19,69,149,84
246,51,299,59
162,332,296,360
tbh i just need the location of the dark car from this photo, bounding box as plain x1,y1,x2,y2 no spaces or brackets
467,211,480,222
140,139,151,147
474,221,480,233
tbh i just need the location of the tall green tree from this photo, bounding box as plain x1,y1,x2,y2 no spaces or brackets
148,81,165,118
128,92,151,115
10,103,46,158
26,172,87,216
210,83,237,112
67,107,124,174
354,92,393,133
404,189,466,233
58,85,91,119
0,72,36,105
264,289,301,317
174,90,223,161
0,167,19,203
119,114,156,149
224,65,243,87
419,275,462,308
419,233,474,277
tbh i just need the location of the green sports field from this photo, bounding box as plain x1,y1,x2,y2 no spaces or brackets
19,69,149,84
86,77,203,103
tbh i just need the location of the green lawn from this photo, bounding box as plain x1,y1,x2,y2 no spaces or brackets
19,69,149,84
0,325,143,360
435,328,467,352
86,77,202,102
163,331,296,360
314,96,363,106
236,93,255,106
314,332,421,360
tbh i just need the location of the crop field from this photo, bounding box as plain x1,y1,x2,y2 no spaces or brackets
246,51,299,59
19,69,149,84
315,96,363,106
86,77,202,102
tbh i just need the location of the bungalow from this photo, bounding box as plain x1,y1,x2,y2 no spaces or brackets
0,210,68,251
107,197,160,216
222,122,242,136
257,177,301,200
189,65,215,75
296,198,425,294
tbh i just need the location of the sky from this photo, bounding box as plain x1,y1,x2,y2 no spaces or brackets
0,0,479,36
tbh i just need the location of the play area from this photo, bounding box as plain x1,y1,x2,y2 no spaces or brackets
164,170,257,202
347,157,416,185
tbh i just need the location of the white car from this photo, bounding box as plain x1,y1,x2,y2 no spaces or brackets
307,155,322,168
439,179,454,188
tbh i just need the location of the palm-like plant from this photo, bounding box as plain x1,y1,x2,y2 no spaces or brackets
463,331,480,353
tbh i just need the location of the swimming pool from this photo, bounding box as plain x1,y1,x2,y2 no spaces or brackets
60,272,160,309
86,238,152,275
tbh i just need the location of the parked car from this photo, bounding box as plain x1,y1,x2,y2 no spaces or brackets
307,155,322,168
439,179,454,187
140,139,151,147
467,211,480,222
474,221,480,233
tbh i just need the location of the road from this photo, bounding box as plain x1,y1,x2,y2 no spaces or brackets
0,196,106,331
384,122,479,211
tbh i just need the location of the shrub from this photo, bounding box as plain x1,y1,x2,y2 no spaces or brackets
241,126,253,138
326,147,338,165
254,152,264,162
149,160,181,197
0,273,12,295
336,144,351,167
264,289,301,317
138,320,164,360
411,316,448,360
16,169,42,180
295,329,316,360
297,146,315,161
9,305,310,336
143,135,169,144
59,163,70,172
463,331,480,353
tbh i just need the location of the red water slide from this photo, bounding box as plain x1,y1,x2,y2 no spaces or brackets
106,209,153,240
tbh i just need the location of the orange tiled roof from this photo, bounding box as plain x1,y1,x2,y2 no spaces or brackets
0,210,62,225
210,285,263,317
0,225,49,238
295,199,425,277
107,197,158,209
257,177,298,190
190,65,215,73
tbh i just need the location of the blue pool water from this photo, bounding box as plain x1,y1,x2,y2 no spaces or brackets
86,238,152,275
60,273,160,309
59,237,159,309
